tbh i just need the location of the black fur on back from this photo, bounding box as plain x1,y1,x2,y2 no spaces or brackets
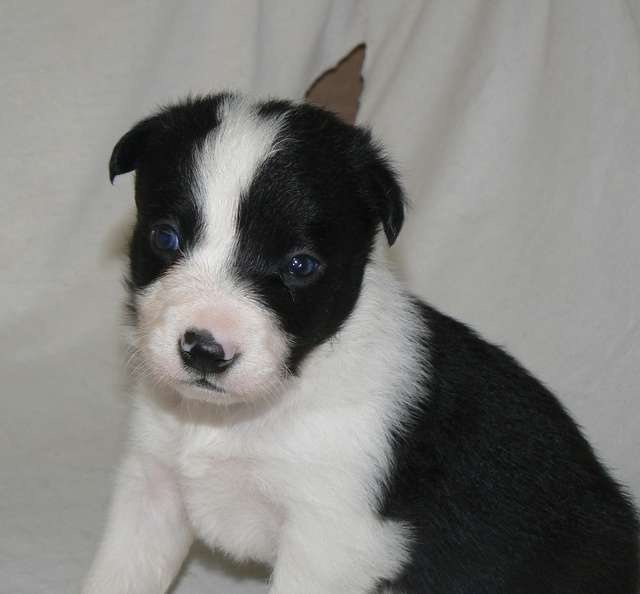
380,303,639,593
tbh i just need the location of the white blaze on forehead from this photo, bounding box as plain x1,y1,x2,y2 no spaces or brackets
193,96,285,265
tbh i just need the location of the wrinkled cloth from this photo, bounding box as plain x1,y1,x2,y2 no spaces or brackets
1,1,638,592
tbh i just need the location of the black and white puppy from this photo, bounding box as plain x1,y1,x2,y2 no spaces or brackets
84,93,639,594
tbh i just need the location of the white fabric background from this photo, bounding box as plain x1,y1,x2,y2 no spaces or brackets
1,1,638,592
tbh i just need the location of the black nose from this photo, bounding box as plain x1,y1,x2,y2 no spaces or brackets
179,329,235,374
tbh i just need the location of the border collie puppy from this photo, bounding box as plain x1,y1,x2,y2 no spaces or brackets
84,93,638,594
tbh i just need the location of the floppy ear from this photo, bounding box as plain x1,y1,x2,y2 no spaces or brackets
108,116,158,183
366,151,405,245
355,130,406,245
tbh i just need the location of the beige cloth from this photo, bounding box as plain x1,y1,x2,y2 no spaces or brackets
1,1,638,592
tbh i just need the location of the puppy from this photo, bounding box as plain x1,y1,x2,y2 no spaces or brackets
84,93,639,594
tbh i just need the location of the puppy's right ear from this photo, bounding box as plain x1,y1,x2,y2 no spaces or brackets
109,117,158,183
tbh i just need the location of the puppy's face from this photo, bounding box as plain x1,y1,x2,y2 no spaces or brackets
111,94,404,404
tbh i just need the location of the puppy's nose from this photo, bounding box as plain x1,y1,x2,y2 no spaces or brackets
179,328,236,374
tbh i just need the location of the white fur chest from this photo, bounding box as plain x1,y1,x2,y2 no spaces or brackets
183,403,380,558
176,419,287,564
137,380,400,569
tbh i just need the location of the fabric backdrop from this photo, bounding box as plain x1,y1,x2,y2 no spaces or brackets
1,1,638,592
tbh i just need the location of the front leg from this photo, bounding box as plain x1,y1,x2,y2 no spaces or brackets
82,452,193,594
269,511,410,594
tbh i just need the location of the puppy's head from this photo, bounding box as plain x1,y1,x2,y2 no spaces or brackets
111,93,404,403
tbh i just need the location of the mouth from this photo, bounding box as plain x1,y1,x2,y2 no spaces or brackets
183,377,227,393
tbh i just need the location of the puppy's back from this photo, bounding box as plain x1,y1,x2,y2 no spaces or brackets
381,302,639,593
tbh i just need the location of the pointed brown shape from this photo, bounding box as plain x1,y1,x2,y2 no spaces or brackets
305,44,365,125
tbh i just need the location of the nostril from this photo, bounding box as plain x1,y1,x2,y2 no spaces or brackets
179,328,236,374
181,328,218,354
184,329,223,357
181,330,200,353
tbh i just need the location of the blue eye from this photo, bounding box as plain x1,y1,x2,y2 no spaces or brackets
286,254,319,278
151,224,180,253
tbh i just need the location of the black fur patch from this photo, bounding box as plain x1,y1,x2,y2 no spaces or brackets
235,102,403,369
380,304,639,593
111,94,233,291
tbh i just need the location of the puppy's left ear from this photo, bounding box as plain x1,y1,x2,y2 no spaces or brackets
108,116,158,183
354,129,406,246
